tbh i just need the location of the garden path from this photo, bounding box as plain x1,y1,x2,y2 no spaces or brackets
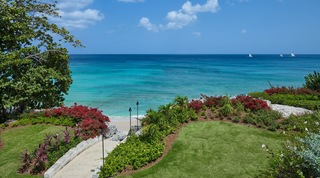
52,122,130,178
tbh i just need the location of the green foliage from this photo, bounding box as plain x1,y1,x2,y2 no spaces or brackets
232,117,240,123
261,111,320,178
99,136,164,178
0,0,83,122
262,132,320,178
304,71,320,91
142,96,197,137
18,127,83,174
242,110,281,131
100,96,197,177
47,137,82,167
233,101,244,115
282,111,320,133
220,103,234,117
249,92,320,110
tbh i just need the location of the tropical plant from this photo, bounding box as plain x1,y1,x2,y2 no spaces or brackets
304,71,320,91
19,126,83,174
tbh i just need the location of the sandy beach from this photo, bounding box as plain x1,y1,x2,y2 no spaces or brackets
109,121,142,132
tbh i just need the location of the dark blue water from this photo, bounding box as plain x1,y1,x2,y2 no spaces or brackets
64,54,320,121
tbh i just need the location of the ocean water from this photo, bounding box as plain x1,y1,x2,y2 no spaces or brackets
64,54,320,121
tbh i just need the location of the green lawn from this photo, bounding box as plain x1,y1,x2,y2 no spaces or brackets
125,121,283,178
0,125,64,178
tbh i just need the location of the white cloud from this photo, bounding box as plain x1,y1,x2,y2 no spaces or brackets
165,10,197,30
57,0,93,10
139,0,219,32
52,0,104,29
117,0,144,2
139,17,159,32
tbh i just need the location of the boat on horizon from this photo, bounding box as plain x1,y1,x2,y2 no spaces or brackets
280,53,283,57
248,53,253,58
291,52,295,57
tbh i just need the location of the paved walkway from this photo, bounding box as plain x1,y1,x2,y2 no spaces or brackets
50,122,130,178
52,138,120,178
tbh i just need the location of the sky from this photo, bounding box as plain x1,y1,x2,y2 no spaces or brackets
52,0,320,54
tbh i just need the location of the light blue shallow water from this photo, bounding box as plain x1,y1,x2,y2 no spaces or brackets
64,54,320,121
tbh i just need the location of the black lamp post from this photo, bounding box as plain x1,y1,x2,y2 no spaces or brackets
129,107,132,135
101,128,105,169
136,101,139,128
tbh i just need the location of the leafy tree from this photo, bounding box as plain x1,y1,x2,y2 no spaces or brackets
304,71,320,91
0,0,83,122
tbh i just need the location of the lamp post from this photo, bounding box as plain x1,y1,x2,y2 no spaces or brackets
101,128,105,169
129,107,132,135
136,101,139,128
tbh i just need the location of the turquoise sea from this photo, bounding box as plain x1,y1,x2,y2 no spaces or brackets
64,54,320,121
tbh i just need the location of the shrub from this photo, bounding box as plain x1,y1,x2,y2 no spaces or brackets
100,96,197,177
263,132,320,178
220,103,234,117
249,92,320,110
99,136,164,177
232,95,270,111
189,100,203,113
304,71,320,91
281,111,320,133
241,110,281,130
232,117,240,123
44,103,110,139
19,126,83,174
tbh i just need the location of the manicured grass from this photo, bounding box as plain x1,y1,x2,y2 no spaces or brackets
0,125,65,178
125,121,283,178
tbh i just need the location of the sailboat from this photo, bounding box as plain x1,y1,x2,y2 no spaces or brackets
291,52,295,57
280,53,283,57
248,53,253,58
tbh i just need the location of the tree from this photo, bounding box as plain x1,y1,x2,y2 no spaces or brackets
0,0,83,122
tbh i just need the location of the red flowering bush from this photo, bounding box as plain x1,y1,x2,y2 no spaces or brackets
264,86,318,96
232,95,269,111
44,103,110,139
189,100,203,112
201,94,224,107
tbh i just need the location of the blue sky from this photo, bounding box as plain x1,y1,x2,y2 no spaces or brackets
53,0,320,54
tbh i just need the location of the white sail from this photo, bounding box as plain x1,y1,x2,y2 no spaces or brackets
248,53,252,58
291,53,295,57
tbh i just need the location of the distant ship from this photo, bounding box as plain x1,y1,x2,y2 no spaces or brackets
291,52,295,57
280,53,283,57
248,53,253,58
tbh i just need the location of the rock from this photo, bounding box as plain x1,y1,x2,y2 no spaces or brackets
270,104,313,118
111,131,127,141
